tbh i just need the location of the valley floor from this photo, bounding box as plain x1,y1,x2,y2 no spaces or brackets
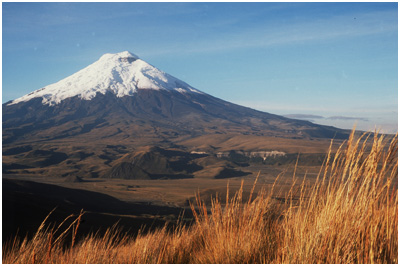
2,132,397,263
3,163,318,244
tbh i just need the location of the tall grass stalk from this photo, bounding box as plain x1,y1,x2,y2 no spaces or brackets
2,131,397,263
277,131,398,263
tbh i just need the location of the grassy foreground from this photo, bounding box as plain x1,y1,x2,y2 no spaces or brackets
3,131,398,263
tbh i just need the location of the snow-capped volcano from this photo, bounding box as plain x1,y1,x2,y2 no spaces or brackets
4,50,350,147
10,51,201,106
3,51,350,178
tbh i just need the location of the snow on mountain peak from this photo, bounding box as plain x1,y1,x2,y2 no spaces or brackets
99,51,139,62
10,51,202,106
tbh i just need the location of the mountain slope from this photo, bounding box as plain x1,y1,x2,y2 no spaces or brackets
3,87,348,144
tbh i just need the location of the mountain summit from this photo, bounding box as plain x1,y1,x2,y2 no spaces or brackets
10,51,201,106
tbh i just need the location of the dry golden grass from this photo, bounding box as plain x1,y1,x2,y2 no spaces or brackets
3,131,397,263
276,130,398,263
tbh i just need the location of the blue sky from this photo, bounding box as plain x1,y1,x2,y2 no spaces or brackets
2,2,398,133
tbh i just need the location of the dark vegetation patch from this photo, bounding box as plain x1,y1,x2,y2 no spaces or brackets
106,144,128,153
98,154,114,165
3,145,33,155
29,150,69,167
214,168,251,179
2,163,34,174
70,151,94,161
3,163,34,170
64,175,84,183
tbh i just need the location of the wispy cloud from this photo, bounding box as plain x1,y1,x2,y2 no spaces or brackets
327,116,369,122
142,8,397,56
282,114,370,122
284,114,325,120
3,3,397,58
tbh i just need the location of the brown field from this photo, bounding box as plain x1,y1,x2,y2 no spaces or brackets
4,164,313,206
2,131,397,263
3,131,344,179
